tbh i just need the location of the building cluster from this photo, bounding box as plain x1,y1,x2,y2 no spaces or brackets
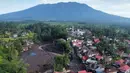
72,38,130,73
22,40,34,52
69,28,130,73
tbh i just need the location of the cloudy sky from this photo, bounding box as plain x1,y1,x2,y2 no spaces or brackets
0,0,130,18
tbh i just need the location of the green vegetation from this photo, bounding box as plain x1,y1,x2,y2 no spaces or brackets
54,39,72,71
55,39,72,53
0,40,27,73
30,23,68,42
54,54,70,72
0,22,32,73
1,21,130,72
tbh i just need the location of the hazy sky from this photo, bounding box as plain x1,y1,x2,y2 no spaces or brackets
0,0,130,18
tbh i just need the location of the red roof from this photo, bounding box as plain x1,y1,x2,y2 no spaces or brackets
116,59,124,65
78,70,92,73
78,70,87,73
94,38,100,43
82,56,88,60
125,40,130,44
72,40,83,47
96,55,102,60
119,65,130,71
23,47,28,52
54,72,63,73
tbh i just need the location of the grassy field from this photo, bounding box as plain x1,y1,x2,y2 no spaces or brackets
0,32,34,42
0,38,15,42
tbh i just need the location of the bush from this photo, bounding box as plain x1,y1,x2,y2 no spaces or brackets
55,39,72,54
54,54,70,72
54,55,64,72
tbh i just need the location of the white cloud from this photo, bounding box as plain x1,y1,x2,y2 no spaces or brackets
88,1,130,18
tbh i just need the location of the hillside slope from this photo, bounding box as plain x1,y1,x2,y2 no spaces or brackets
0,2,130,24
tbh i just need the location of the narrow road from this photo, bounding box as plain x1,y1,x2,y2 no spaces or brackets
69,47,82,72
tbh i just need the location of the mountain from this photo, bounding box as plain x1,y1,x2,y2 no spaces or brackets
0,2,130,24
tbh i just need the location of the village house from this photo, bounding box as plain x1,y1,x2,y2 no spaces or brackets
21,32,27,37
22,40,34,52
86,40,93,46
104,56,112,64
89,46,97,50
95,55,103,61
72,39,83,49
95,65,105,73
82,55,88,63
82,45,89,51
86,49,100,58
122,53,129,57
93,38,100,44
116,50,125,57
119,65,130,73
67,37,72,41
26,40,34,46
124,39,130,44
77,29,85,36
12,34,18,38
86,57,97,64
115,59,125,66
23,46,29,52
105,67,118,73
69,27,86,37
78,70,92,73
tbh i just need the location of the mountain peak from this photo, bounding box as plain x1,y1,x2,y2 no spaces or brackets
37,2,90,8
40,2,86,5
56,2,84,4
0,2,130,24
